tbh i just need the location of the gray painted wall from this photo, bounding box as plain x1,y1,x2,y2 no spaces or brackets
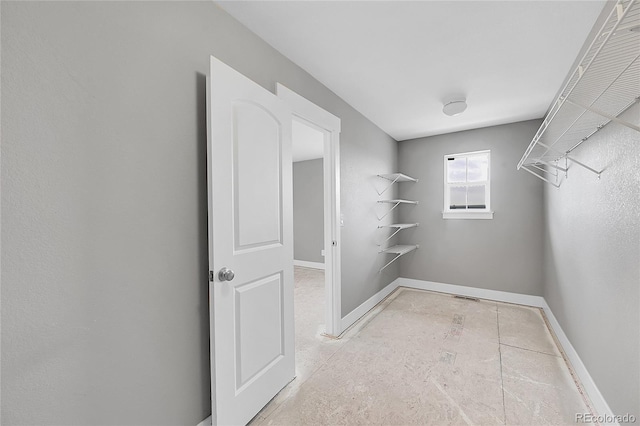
397,120,545,295
293,159,324,264
544,104,640,418
342,119,400,312
1,2,398,424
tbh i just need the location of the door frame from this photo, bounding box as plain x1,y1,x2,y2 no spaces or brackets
276,84,342,337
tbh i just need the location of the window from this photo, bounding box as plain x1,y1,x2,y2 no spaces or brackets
443,150,493,219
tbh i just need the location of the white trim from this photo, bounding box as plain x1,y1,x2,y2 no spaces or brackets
276,86,341,132
442,211,494,220
394,277,615,423
340,280,400,333
293,260,325,270
197,416,211,426
395,277,545,307
444,150,491,216
539,301,617,424
277,83,342,337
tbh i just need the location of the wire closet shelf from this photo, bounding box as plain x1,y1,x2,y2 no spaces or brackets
517,0,640,187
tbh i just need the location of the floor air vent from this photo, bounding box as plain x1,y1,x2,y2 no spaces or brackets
453,295,479,302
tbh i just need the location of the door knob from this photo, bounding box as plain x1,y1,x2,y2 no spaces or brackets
218,267,235,282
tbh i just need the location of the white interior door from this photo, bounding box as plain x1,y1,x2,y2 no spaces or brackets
207,56,295,426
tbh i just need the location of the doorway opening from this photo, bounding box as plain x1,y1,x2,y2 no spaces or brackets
292,119,325,272
277,84,342,338
291,119,329,380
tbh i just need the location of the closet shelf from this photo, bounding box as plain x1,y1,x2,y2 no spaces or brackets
377,223,419,245
377,199,418,220
517,0,640,187
377,173,418,195
376,173,419,271
380,245,419,255
377,173,418,183
378,245,419,273
377,223,419,229
377,199,418,205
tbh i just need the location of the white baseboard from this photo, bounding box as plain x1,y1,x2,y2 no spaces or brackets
197,415,211,426
539,301,617,424
394,277,615,424
293,260,325,270
340,280,399,332
395,277,546,307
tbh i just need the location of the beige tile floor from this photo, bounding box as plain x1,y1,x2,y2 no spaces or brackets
250,267,595,425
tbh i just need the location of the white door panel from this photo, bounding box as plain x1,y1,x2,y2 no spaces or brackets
234,273,284,389
233,101,282,250
208,56,294,426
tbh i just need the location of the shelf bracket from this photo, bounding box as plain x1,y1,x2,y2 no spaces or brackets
539,160,568,173
377,226,403,245
378,201,401,220
378,253,403,273
376,223,419,245
377,173,418,195
530,163,558,178
565,154,602,178
532,141,601,178
564,97,640,134
378,245,419,273
378,200,418,220
521,165,561,188
378,175,402,195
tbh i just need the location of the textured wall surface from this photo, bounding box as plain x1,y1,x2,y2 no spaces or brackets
1,2,397,424
293,159,324,264
397,120,545,295
544,104,640,418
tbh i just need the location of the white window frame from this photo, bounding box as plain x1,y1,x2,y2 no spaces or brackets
443,150,493,220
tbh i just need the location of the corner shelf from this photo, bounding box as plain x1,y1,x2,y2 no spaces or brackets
379,245,419,273
377,199,418,220
517,0,640,187
376,172,419,273
377,223,419,245
377,173,419,195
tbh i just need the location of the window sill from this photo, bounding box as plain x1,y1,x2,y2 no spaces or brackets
442,211,494,220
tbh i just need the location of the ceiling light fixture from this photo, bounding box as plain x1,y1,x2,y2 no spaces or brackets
443,99,468,116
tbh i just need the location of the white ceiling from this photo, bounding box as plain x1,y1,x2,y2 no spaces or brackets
292,119,324,162
217,0,608,141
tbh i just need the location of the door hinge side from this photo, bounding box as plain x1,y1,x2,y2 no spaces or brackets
209,270,214,282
